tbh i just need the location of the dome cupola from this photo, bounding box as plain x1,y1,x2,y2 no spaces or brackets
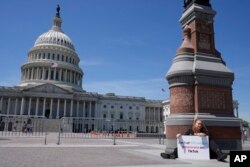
34,5,75,51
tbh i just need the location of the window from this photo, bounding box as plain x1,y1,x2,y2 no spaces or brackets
111,114,114,119
52,54,55,60
103,105,107,108
62,55,64,61
50,71,54,80
120,106,123,109
61,71,64,81
111,105,114,109
40,68,42,79
48,53,50,59
120,113,123,120
129,106,132,110
45,70,49,79
56,71,59,80
103,114,106,118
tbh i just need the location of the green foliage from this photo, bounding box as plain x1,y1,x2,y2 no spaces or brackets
241,119,249,127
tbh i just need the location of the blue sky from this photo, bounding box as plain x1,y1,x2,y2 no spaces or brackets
0,0,249,122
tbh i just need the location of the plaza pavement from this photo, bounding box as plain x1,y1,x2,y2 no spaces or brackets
0,133,249,167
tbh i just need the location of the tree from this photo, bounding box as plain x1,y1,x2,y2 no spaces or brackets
240,119,249,127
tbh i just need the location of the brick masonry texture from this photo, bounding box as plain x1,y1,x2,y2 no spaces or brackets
195,85,234,115
170,86,195,114
166,125,241,140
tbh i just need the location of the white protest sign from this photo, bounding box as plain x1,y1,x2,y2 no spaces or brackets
177,135,210,160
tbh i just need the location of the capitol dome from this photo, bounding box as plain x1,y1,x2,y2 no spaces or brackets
34,28,75,51
19,5,84,91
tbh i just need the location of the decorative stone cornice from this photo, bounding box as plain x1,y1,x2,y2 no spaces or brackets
21,61,83,74
168,76,194,88
180,3,216,27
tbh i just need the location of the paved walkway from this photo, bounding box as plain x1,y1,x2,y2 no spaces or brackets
0,133,249,167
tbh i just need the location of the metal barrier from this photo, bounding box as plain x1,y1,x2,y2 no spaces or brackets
57,117,165,145
0,114,46,144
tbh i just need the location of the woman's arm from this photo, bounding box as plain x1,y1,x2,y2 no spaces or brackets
176,129,193,138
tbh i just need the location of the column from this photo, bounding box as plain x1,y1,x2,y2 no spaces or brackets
28,97,32,115
42,98,46,116
65,69,68,82
35,98,39,116
70,99,73,117
70,71,72,83
36,67,39,80
74,73,76,84
25,69,29,80
42,67,45,80
76,101,79,117
53,68,56,80
0,97,3,113
14,98,18,115
59,69,62,81
27,68,30,80
63,99,67,117
82,101,85,117
94,102,97,118
153,107,156,122
50,98,53,119
57,99,60,118
48,68,51,80
158,107,161,122
89,102,92,118
7,97,11,115
31,68,34,80
20,97,25,115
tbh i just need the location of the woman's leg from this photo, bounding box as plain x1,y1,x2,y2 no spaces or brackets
160,147,178,159
209,138,227,161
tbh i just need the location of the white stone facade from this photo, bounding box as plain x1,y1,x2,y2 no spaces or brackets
0,7,163,133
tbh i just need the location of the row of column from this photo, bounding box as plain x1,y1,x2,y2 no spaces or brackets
0,96,96,119
28,53,77,66
21,67,82,86
145,107,162,122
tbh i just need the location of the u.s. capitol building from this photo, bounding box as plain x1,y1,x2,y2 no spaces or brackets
0,6,165,133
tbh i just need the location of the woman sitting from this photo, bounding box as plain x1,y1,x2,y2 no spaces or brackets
160,118,227,161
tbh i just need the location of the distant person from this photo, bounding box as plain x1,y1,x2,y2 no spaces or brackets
160,118,227,161
243,129,247,141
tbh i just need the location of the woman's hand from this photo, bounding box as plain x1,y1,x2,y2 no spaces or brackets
176,133,181,138
194,133,206,136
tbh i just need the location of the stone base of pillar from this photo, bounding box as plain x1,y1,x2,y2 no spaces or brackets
164,114,242,153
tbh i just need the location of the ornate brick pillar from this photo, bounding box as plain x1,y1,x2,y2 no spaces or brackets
165,0,241,153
